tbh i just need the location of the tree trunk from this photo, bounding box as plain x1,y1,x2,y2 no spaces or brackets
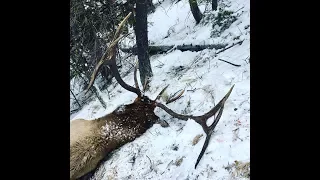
212,0,217,11
189,0,203,24
135,0,153,87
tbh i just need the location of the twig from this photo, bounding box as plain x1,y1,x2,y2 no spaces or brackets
146,155,152,168
159,4,170,18
166,45,177,54
175,0,182,4
216,40,244,55
157,59,164,66
244,56,250,64
218,59,241,67
166,160,173,169
187,88,198,92
235,6,245,13
237,26,243,35
70,89,82,108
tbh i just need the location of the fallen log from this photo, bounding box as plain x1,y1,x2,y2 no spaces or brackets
120,43,228,55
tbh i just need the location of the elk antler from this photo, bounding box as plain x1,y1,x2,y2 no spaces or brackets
166,89,185,104
155,85,170,101
133,61,140,91
154,85,184,104
85,12,141,97
155,84,235,168
108,57,142,97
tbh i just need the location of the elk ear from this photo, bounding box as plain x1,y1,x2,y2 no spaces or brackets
134,97,141,103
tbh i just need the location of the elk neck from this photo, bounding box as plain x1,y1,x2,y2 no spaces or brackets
97,97,159,144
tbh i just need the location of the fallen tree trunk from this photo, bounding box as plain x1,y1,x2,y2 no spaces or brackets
120,43,228,55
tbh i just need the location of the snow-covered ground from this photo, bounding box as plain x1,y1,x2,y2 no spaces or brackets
71,0,250,179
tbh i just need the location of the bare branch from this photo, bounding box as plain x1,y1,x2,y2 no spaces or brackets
216,40,244,55
218,59,241,67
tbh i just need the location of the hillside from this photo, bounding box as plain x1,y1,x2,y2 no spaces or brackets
71,0,250,179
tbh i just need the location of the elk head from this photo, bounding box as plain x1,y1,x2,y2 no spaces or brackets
70,12,235,180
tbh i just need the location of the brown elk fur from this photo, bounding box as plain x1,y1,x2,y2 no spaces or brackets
70,96,160,180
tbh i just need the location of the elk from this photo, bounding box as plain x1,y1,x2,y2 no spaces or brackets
70,12,235,180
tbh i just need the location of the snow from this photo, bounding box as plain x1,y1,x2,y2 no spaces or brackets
101,120,139,142
71,0,250,179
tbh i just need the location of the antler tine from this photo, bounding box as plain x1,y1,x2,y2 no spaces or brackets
194,104,225,168
143,77,149,92
85,12,132,93
166,89,185,104
112,12,132,42
155,84,235,168
155,86,185,103
133,60,140,91
193,84,234,122
85,12,141,97
155,85,169,101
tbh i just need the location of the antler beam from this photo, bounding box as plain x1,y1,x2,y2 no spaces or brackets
155,84,235,168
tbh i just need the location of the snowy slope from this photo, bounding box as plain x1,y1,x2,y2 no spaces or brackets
71,0,250,179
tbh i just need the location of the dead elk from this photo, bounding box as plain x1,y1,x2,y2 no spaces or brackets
70,12,235,180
